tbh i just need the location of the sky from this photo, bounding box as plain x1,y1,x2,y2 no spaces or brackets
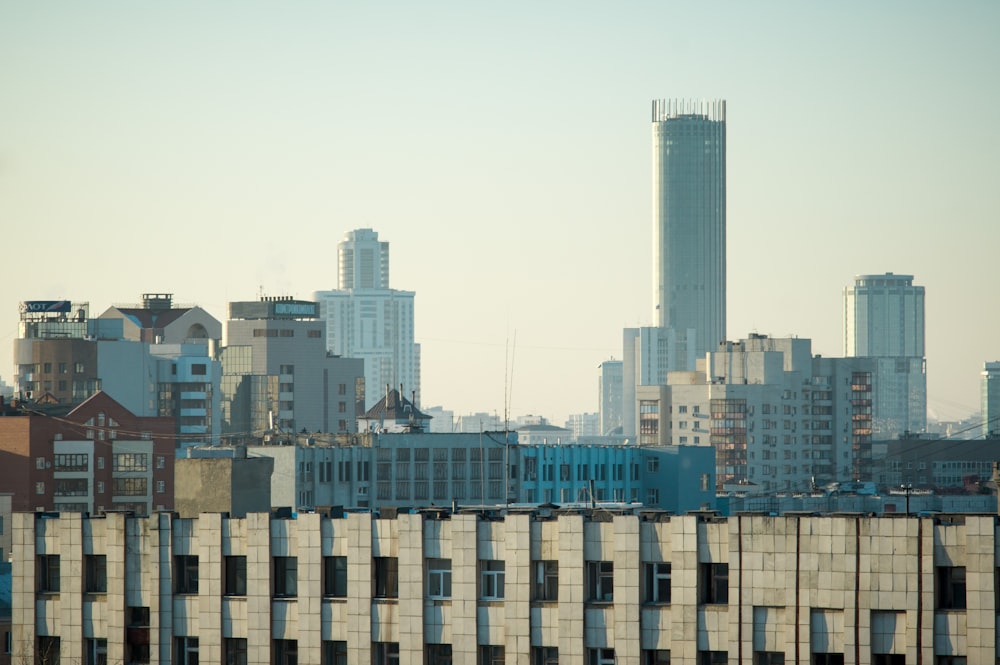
2,2,998,426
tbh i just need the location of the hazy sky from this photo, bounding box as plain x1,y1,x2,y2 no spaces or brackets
3,2,998,425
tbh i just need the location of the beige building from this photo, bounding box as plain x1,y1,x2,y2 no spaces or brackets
9,509,1000,665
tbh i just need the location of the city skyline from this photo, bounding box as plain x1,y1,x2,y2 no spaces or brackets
2,2,998,425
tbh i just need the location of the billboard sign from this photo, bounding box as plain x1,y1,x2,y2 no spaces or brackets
20,301,72,314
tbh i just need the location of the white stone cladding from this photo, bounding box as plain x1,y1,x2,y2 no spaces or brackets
10,510,1000,664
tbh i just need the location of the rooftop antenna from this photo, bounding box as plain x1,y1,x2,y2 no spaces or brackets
504,330,517,433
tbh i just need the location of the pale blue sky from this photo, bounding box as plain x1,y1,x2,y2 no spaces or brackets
2,1,998,424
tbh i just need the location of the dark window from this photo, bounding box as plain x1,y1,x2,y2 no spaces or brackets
871,656,905,665
532,647,559,665
480,645,505,665
175,555,199,594
587,561,614,602
934,658,966,665
427,558,452,598
755,653,785,665
85,555,107,593
37,555,60,593
192,364,207,375
699,652,728,665
126,607,151,664
373,642,399,665
700,563,729,604
426,644,453,665
533,560,558,601
373,557,399,598
322,641,347,665
812,656,845,665
588,648,616,665
37,636,60,665
274,557,298,597
645,562,671,604
85,637,107,665
225,556,247,596
936,566,966,610
480,560,505,600
274,639,297,665
225,638,247,665
645,650,671,665
323,556,347,597
175,637,198,665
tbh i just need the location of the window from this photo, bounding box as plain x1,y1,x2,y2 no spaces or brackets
700,652,728,665
53,453,89,471
934,658,966,665
426,644,453,665
225,556,246,596
755,653,785,665
647,456,659,472
645,650,671,665
480,560,505,600
37,636,60,665
373,642,399,665
274,639,297,665
533,560,558,601
175,637,199,665
532,647,559,665
323,556,347,597
113,452,148,471
645,562,671,604
589,648,616,665
323,641,347,665
175,555,199,594
587,560,614,602
225,638,248,665
127,607,151,664
274,557,298,597
112,477,148,496
647,488,660,505
373,557,399,598
936,566,966,609
192,364,207,375
37,555,60,593
427,558,452,598
700,563,729,604
85,555,107,593
480,646,505,665
871,657,904,665
85,638,107,665
812,656,844,665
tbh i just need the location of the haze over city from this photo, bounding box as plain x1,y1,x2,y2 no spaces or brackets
2,2,998,425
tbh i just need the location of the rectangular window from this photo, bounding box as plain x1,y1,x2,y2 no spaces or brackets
936,566,966,610
112,477,148,496
812,656,844,665
85,555,107,593
427,558,452,599
533,560,558,601
533,647,559,665
274,640,297,665
175,637,199,665
480,645,505,665
700,563,728,604
113,452,149,471
426,644,453,665
37,637,60,665
373,557,399,598
192,364,207,375
322,641,348,665
589,648,617,665
85,637,107,665
700,652,728,665
175,555,199,594
755,653,785,665
480,560,505,600
645,562,671,604
373,642,399,665
225,638,247,665
224,556,246,596
323,556,347,597
37,555,60,593
647,456,659,472
645,650,671,665
274,557,298,597
587,561,614,602
871,657,905,665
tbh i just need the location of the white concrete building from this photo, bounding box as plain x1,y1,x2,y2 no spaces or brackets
11,509,1000,665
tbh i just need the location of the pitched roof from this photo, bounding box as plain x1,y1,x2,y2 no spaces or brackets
112,306,191,330
362,388,430,422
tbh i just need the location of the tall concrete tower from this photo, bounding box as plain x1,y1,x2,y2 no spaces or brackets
338,228,390,290
652,99,727,361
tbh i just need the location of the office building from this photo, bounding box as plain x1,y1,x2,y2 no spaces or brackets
315,229,421,411
220,298,364,438
652,99,726,362
11,510,1000,665
843,273,926,438
598,359,623,435
982,361,1000,438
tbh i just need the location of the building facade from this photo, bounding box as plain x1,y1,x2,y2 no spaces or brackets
982,361,1000,439
315,229,420,411
11,509,1000,665
844,273,927,438
652,98,726,363
598,359,623,435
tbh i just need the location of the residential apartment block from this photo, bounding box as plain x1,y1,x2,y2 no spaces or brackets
10,509,1000,665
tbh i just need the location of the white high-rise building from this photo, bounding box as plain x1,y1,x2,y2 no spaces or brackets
315,229,421,410
844,273,926,437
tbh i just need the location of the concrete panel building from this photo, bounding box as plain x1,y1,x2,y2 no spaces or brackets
10,509,1000,665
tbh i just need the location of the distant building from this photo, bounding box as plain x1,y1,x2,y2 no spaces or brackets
597,359,623,435
0,391,174,515
454,412,502,433
315,229,421,410
870,436,1000,491
982,361,1000,438
564,412,600,439
844,273,927,437
174,450,274,518
220,297,364,438
422,406,455,433
357,388,431,434
98,292,222,345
